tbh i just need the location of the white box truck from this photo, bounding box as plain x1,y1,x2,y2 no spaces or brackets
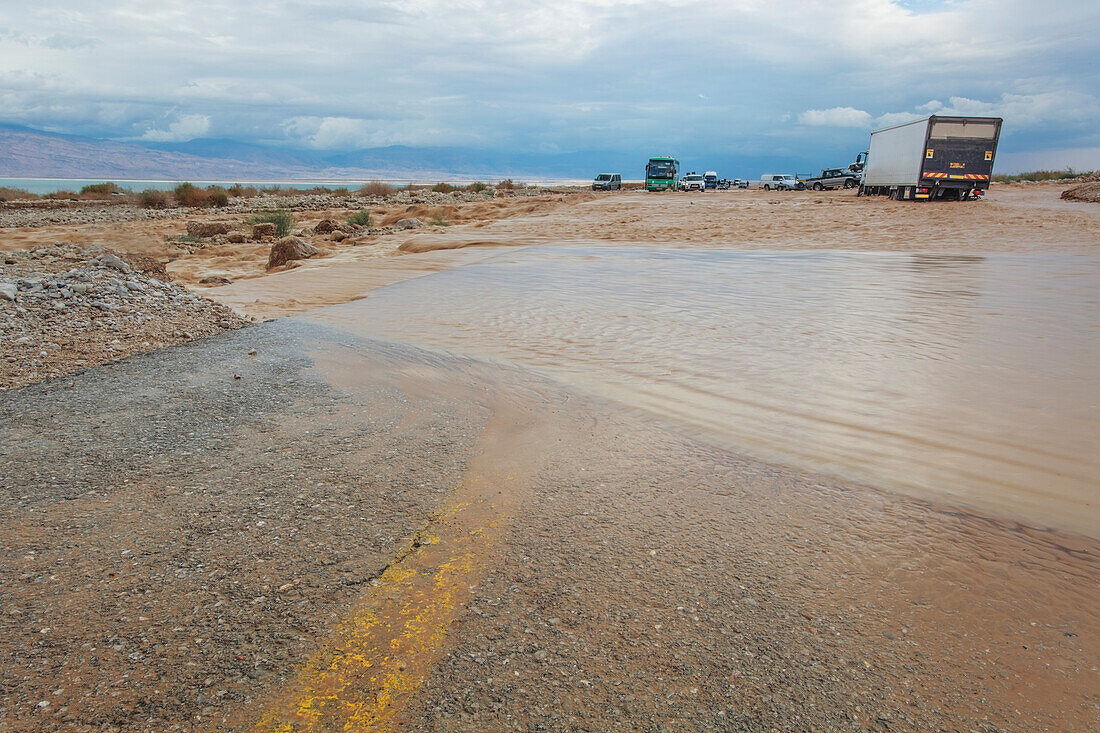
858,116,1002,201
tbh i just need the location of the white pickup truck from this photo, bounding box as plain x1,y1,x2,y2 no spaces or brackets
679,173,706,191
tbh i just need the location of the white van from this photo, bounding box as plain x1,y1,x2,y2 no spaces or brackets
759,174,804,191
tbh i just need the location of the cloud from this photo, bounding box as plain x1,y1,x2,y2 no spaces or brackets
876,92,1100,129
799,107,872,127
40,34,98,51
140,114,210,142
0,1,1098,168
997,146,1100,174
281,116,388,149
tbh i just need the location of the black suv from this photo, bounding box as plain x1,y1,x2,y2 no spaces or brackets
800,168,860,191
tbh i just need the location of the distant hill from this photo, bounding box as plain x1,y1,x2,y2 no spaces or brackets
0,124,616,182
0,123,814,182
0,125,305,180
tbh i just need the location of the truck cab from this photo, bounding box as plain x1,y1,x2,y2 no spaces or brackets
703,171,719,189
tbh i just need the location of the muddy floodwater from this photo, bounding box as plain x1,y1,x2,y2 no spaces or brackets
312,246,1100,536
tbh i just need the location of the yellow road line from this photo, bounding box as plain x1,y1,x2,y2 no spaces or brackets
253,478,511,732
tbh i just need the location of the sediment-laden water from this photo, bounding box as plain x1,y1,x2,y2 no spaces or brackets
313,246,1100,536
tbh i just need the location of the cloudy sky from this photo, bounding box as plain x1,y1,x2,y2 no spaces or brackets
1,0,1098,173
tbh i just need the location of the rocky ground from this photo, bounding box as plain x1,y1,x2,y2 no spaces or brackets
0,186,575,230
1062,180,1100,202
0,244,247,391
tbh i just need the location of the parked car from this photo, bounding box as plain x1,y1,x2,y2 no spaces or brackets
737,178,748,188
592,173,622,190
800,167,860,190
679,173,706,191
759,174,804,191
716,179,731,190
703,171,719,189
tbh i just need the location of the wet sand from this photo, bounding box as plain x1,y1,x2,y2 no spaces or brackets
2,184,1098,730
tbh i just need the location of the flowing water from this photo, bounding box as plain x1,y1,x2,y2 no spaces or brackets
311,246,1100,536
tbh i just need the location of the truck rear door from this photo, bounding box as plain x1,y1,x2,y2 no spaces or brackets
920,118,1001,187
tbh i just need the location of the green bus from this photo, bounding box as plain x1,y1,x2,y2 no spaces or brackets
645,156,680,191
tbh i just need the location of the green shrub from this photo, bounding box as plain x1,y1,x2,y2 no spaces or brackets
359,181,393,197
428,216,449,227
346,210,373,228
174,182,231,207
466,181,489,193
249,211,294,237
47,190,79,200
431,182,456,193
139,189,170,208
0,187,36,201
991,168,1097,183
206,186,229,207
174,182,206,207
228,184,259,198
80,182,120,195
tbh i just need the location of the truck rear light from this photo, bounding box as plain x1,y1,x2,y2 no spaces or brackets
917,188,929,194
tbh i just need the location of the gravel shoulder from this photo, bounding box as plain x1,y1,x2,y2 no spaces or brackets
0,322,489,730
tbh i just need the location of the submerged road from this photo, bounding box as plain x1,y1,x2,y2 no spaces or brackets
1,318,1097,731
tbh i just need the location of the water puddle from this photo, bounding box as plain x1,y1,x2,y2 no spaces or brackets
308,247,1100,537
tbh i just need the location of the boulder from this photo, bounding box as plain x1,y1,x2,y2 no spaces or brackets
313,219,339,234
395,217,423,230
332,231,347,242
227,233,247,244
267,237,319,270
186,221,233,238
252,222,277,239
98,253,131,273
199,276,233,285
0,283,17,301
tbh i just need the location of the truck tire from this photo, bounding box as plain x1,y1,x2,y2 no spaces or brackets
812,182,824,191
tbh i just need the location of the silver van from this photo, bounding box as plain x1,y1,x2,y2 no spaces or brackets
592,173,622,191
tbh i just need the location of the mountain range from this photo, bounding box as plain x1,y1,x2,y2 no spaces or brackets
0,124,640,183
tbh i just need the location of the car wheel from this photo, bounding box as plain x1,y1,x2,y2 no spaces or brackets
763,184,770,191
844,179,856,189
812,182,824,191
